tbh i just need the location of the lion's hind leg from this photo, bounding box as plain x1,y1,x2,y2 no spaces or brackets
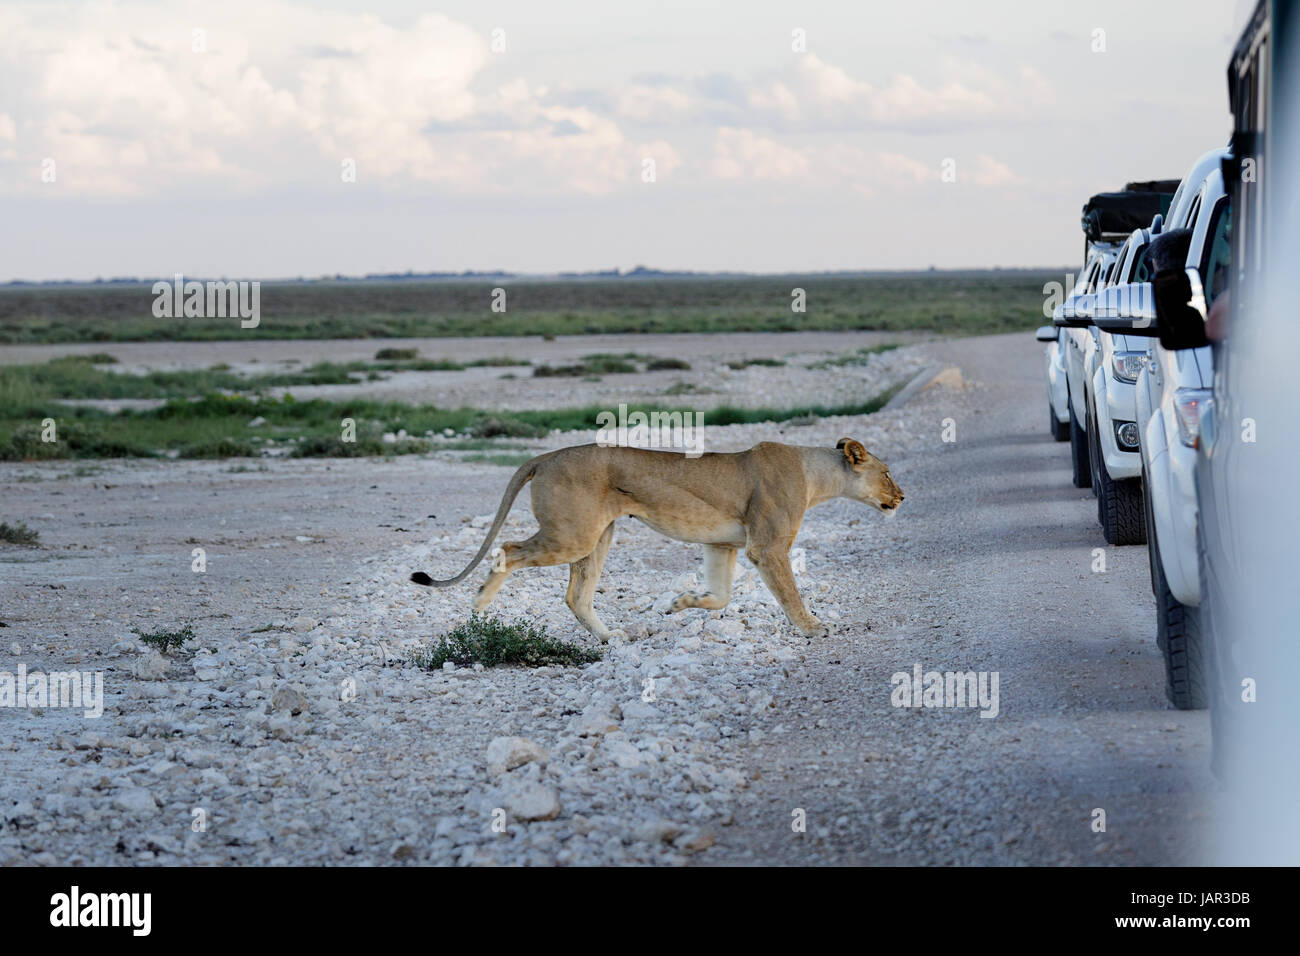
565,522,617,642
667,544,737,613
473,531,587,612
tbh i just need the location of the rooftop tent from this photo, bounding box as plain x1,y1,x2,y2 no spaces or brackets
1081,181,1180,242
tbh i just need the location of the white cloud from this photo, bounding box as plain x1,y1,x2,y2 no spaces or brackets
710,129,937,195
0,0,661,197
616,84,696,122
712,128,810,181
970,154,1019,187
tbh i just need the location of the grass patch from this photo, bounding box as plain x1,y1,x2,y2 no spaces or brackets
0,390,899,461
374,347,419,360
645,357,691,371
0,520,39,545
807,343,900,369
412,612,601,669
132,624,194,654
436,438,531,451
0,271,1061,344
664,381,717,396
726,357,786,370
533,352,657,378
0,354,534,406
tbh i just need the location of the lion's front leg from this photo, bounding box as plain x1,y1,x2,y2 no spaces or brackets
667,544,737,612
746,540,828,639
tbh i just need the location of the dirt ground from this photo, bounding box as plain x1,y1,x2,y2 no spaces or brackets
0,331,1219,865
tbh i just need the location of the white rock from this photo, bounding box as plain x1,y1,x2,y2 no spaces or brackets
132,651,169,681
634,818,684,843
601,732,644,769
486,736,548,776
572,707,620,737
271,686,309,716
112,788,157,813
501,781,561,822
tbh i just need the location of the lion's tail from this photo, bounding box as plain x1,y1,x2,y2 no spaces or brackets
409,457,540,588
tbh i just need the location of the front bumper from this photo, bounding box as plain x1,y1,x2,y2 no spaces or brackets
1092,366,1141,479
1047,342,1069,423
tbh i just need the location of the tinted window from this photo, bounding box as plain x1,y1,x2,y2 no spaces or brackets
1203,198,1232,304
1130,243,1152,283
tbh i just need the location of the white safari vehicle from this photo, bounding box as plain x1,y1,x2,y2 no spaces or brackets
1092,147,1229,708
1048,245,1118,488
1084,227,1159,545
1038,250,1114,442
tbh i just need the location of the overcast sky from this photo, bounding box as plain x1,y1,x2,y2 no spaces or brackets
0,0,1251,281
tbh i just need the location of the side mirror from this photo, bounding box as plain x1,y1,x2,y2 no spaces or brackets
1053,292,1095,328
1092,282,1159,336
1035,326,1057,343
1153,267,1209,350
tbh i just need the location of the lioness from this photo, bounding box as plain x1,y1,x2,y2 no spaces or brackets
410,438,903,641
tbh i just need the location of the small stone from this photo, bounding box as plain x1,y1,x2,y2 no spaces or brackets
292,615,316,633
634,819,684,843
501,781,560,822
675,828,716,853
572,708,620,737
112,788,157,813
132,651,169,681
486,736,548,776
271,686,309,716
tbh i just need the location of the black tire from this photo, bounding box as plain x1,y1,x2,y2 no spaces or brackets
1100,474,1146,545
1092,404,1145,545
1069,401,1091,489
1152,522,1207,710
1081,403,1102,504
1050,405,1069,442
1087,403,1103,511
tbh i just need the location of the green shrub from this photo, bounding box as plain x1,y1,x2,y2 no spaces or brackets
412,613,600,669
0,521,39,545
133,624,194,654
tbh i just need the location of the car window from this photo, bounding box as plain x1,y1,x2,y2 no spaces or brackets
1129,242,1152,283
1202,198,1232,305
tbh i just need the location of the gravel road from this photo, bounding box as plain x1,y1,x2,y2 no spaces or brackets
0,331,1218,865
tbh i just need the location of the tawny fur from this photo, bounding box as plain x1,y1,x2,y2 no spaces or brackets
410,437,904,641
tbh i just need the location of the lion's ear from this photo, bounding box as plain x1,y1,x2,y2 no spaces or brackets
838,438,868,466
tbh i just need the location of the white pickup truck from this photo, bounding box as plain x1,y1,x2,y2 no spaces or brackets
1084,228,1156,545
1092,147,1230,709
1038,249,1115,445
1044,245,1120,489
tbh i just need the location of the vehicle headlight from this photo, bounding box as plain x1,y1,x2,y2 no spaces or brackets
1173,388,1214,449
1111,351,1145,383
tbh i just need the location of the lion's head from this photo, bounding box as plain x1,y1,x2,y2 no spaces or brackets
837,437,904,513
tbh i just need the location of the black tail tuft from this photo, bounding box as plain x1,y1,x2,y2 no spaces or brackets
410,572,433,586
